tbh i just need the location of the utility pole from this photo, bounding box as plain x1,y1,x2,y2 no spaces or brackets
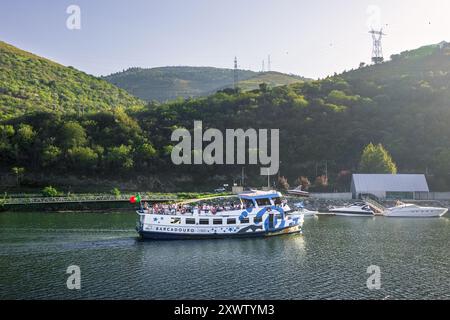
233,56,238,89
268,54,271,71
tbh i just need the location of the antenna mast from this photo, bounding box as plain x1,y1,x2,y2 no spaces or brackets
233,56,238,89
369,29,386,64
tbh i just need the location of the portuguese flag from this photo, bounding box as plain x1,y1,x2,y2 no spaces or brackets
129,194,141,204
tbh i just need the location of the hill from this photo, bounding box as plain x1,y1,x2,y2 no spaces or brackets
3,42,450,191
0,41,145,119
130,41,450,190
103,66,306,102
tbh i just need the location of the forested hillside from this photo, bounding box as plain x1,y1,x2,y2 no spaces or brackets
0,41,145,120
2,42,450,191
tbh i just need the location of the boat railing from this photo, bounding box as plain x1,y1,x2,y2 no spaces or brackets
141,203,290,216
141,208,242,216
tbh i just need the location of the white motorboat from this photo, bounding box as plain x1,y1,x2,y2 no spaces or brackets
328,202,375,217
384,202,448,217
287,187,310,197
294,202,318,217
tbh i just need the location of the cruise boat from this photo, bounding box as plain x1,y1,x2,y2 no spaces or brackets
328,202,375,217
135,190,304,240
384,202,448,217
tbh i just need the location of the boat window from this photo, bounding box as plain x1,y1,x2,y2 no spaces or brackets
275,214,282,219
256,198,272,206
185,218,196,224
273,197,282,205
170,217,181,224
254,217,262,223
199,219,209,225
213,219,222,225
243,199,254,209
240,217,250,224
227,218,236,224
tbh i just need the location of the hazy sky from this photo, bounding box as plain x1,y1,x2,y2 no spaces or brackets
1,0,450,78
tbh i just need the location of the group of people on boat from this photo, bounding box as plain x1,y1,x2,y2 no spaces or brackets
142,201,248,215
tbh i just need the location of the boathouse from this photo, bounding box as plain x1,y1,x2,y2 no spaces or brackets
351,174,429,200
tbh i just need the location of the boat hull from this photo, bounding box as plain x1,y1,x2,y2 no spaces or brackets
331,211,374,217
384,208,448,218
328,203,375,217
137,224,302,240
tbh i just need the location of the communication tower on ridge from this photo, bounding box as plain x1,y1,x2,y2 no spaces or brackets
369,29,386,64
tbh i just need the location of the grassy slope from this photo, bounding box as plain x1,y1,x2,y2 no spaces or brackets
104,66,308,102
104,66,257,102
236,71,305,91
0,41,145,119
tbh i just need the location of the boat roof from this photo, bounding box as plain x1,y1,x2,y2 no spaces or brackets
238,190,282,200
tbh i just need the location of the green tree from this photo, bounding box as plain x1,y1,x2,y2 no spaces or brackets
134,142,157,167
11,167,25,186
106,145,134,170
60,121,87,149
0,125,15,162
138,143,157,158
16,124,36,145
67,146,98,171
42,145,62,167
359,143,397,174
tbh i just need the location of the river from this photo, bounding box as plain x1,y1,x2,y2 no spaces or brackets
0,211,448,299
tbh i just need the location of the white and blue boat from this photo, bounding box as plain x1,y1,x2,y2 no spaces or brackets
136,190,304,240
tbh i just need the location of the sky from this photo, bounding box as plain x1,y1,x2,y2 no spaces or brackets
1,0,450,79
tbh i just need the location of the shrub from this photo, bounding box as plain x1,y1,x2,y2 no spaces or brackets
42,186,59,197
111,188,121,198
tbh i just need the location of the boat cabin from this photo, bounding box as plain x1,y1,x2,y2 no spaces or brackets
238,190,284,209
